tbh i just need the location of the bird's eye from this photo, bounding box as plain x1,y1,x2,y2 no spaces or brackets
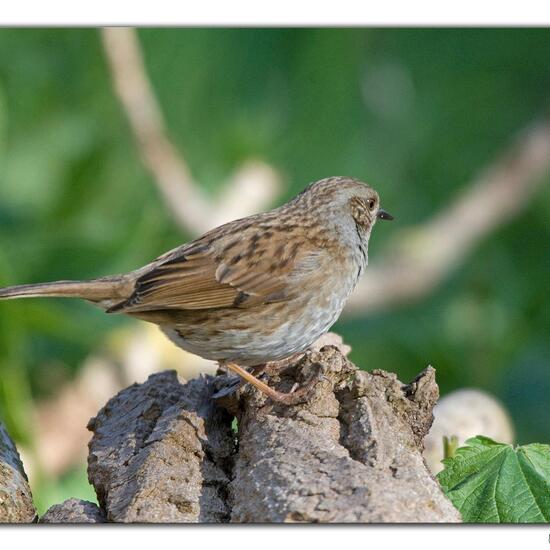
368,199,376,210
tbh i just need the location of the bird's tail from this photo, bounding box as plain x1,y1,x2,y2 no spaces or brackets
0,276,133,310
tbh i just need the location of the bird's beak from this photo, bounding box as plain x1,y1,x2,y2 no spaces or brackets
377,209,394,221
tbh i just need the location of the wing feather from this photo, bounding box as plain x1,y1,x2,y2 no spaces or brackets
111,223,320,313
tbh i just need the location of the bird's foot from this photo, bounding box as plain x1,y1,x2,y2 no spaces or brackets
222,361,325,405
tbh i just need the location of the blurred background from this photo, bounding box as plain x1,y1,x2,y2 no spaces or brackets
0,28,549,514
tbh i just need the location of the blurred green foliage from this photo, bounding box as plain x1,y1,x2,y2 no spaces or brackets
32,465,97,516
0,29,549,512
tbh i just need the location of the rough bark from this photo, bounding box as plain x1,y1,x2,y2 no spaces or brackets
0,422,36,523
85,343,460,523
40,498,106,523
87,371,234,523
224,347,460,522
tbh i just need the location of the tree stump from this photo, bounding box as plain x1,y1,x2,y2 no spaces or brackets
85,343,460,523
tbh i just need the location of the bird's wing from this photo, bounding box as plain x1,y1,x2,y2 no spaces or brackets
109,222,321,313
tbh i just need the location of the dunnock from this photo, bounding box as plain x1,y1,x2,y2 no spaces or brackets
0,176,393,403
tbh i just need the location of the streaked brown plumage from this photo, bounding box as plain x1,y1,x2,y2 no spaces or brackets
0,176,393,403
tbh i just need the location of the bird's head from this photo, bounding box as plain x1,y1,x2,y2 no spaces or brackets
296,176,393,235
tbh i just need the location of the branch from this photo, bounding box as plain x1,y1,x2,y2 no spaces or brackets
100,27,281,236
346,117,550,315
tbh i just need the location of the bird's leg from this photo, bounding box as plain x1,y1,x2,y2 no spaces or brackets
223,361,324,405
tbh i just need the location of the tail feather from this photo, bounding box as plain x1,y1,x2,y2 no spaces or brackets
0,277,133,309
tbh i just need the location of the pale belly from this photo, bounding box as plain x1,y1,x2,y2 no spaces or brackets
160,267,359,366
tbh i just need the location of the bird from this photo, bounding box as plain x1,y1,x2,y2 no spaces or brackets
0,176,393,404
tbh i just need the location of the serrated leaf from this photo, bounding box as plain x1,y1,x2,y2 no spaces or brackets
437,436,550,523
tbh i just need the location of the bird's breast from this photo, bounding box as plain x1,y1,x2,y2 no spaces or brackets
165,250,362,365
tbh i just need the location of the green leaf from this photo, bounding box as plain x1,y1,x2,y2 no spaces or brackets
437,436,550,523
